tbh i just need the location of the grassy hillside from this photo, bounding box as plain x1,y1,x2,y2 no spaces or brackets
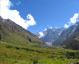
0,19,43,46
0,41,79,64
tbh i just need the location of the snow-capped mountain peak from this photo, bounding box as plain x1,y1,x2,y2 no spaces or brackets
35,27,64,44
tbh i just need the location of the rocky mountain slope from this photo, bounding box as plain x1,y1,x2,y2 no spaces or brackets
53,22,79,50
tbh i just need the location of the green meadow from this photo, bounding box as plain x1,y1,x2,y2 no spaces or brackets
0,41,79,64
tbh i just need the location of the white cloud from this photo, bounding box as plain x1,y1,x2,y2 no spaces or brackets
38,32,44,38
0,0,36,29
64,24,69,29
70,13,79,24
64,13,79,29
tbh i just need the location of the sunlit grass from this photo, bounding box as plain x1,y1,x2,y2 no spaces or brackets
0,41,79,64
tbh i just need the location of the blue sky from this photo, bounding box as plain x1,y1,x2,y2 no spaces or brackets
1,0,79,33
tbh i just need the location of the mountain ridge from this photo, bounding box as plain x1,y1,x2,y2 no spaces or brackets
0,16,43,46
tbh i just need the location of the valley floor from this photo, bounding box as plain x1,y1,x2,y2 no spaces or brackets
0,41,79,64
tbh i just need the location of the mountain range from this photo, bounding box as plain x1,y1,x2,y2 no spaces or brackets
0,16,79,50
35,21,79,50
35,27,64,45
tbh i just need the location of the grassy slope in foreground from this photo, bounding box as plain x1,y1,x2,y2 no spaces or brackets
0,41,79,64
